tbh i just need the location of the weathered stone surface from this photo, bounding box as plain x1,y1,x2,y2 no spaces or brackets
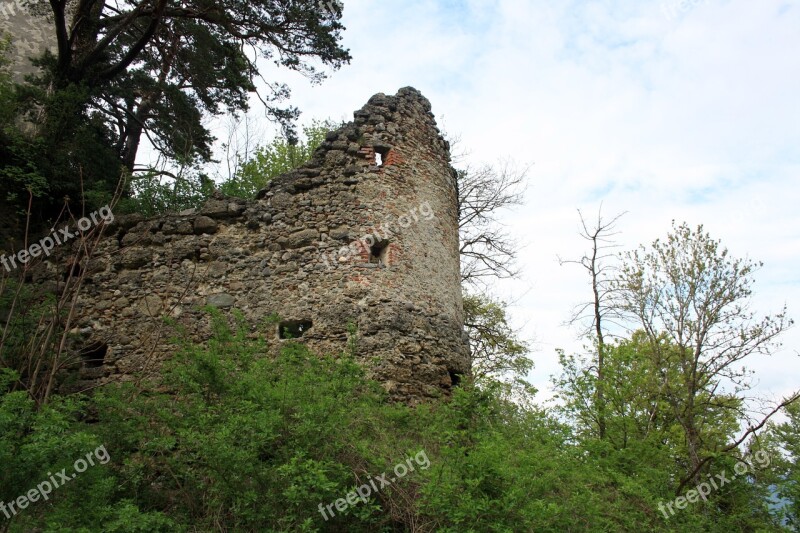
193,216,218,235
162,219,194,235
207,293,235,308
286,229,319,248
116,248,151,269
34,88,471,404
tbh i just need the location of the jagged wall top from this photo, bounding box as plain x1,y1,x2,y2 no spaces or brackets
259,87,457,200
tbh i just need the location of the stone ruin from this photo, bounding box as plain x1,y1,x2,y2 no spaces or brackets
31,87,471,403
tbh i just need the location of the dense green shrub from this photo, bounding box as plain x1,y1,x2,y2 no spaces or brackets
0,309,788,531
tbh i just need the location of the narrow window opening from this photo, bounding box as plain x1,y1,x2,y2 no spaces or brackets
374,146,390,167
448,369,462,388
279,319,313,339
80,341,108,368
64,261,82,281
369,240,389,265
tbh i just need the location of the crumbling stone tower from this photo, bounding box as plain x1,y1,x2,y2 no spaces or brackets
53,87,470,402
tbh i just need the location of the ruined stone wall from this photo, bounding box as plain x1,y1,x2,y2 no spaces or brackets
35,88,470,403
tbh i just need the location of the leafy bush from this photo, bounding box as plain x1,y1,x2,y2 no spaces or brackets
220,120,338,199
0,308,788,531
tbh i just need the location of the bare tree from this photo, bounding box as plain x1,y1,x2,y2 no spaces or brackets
443,127,529,288
457,160,529,288
442,131,531,391
558,208,626,439
217,111,269,184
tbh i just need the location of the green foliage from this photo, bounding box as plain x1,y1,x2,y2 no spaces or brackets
90,310,408,531
556,332,787,530
220,120,338,199
613,221,794,484
0,305,790,531
114,120,336,216
764,402,800,528
0,388,175,532
90,310,662,531
117,172,216,217
0,0,350,226
463,292,534,401
555,332,687,447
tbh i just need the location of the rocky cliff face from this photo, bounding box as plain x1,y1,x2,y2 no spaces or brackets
0,0,61,83
33,88,470,403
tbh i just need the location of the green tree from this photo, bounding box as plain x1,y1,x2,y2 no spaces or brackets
0,369,175,532
220,119,338,198
614,221,799,491
555,332,673,448
118,171,216,217
6,0,350,222
462,293,533,401
764,401,800,528
555,332,786,530
115,119,336,215
555,331,743,465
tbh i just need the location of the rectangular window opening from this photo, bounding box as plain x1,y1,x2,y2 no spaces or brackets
374,146,390,167
80,341,108,368
279,320,313,339
369,240,389,265
448,369,462,388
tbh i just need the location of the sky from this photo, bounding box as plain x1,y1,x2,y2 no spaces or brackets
219,0,800,407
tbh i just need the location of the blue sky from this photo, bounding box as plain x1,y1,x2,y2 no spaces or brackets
217,0,800,405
